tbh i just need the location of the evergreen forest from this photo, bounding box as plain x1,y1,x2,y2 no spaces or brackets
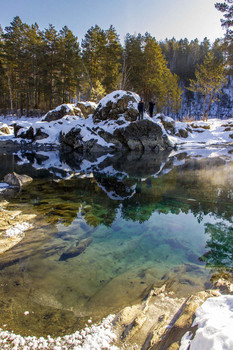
0,13,230,116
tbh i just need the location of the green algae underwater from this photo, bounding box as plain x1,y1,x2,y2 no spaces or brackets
0,150,232,337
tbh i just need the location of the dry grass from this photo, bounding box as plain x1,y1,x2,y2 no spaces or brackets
182,115,196,123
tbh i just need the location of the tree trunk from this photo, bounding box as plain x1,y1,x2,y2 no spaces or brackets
26,91,29,117
202,95,206,121
7,72,13,112
206,93,213,121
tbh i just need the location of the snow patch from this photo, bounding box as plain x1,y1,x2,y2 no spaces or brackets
180,295,233,350
0,314,118,349
97,90,140,109
5,222,31,237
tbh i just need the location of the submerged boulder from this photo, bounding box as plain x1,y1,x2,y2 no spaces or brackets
59,237,93,261
43,104,82,122
93,90,140,123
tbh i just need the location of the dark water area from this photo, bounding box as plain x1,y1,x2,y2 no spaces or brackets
0,148,232,336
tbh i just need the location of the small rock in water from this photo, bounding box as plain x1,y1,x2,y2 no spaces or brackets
59,237,93,261
4,172,33,188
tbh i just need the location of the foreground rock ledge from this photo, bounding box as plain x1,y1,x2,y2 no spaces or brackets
113,279,233,350
0,201,36,255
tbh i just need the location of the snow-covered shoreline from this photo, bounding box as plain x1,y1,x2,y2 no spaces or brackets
1,113,233,152
0,285,232,350
0,314,118,350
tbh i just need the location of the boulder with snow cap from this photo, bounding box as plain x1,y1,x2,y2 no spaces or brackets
43,104,83,122
75,101,97,118
157,114,191,138
61,119,173,153
157,114,176,134
93,90,140,123
110,119,172,152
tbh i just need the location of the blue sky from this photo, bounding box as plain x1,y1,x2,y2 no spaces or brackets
0,0,224,43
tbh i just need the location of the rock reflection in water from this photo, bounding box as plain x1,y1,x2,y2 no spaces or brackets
0,148,232,336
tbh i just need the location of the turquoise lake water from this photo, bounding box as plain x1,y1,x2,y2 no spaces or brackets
0,149,232,336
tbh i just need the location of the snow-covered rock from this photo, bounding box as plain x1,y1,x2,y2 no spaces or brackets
76,101,97,118
156,114,192,138
61,118,172,153
42,103,83,122
93,90,140,123
0,122,12,135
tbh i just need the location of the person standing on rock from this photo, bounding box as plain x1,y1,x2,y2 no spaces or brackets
138,99,144,120
148,100,155,118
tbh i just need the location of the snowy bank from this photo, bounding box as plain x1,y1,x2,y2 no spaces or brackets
180,295,233,350
0,314,118,350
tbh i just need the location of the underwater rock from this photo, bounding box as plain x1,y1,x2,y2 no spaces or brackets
59,237,93,261
3,172,33,188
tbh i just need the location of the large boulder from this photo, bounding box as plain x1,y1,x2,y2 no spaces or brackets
75,101,97,118
42,104,82,122
93,90,140,123
101,119,172,152
61,119,173,154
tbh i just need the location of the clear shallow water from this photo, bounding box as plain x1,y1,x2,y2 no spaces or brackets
0,149,232,336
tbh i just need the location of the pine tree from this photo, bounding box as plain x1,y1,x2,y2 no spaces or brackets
81,25,106,97
0,26,8,110
58,26,81,103
90,79,106,102
2,16,27,114
41,24,60,109
142,34,182,114
215,0,233,70
188,52,226,120
142,34,168,104
101,25,122,93
124,33,144,93
21,23,43,115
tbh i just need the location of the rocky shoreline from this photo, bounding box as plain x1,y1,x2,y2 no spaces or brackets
113,277,233,349
0,274,232,349
0,199,36,255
